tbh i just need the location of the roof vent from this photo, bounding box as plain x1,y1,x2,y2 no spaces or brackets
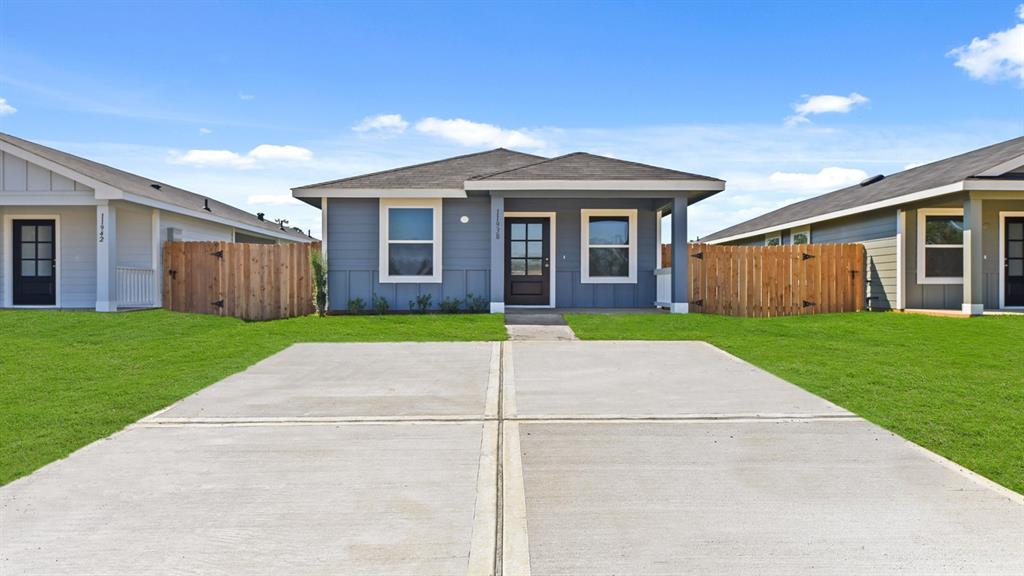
860,174,885,187
257,212,265,221
203,199,212,212
150,183,161,190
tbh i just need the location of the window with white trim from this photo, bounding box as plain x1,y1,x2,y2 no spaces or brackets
581,209,637,283
765,232,782,246
379,198,442,283
790,225,810,245
917,208,963,284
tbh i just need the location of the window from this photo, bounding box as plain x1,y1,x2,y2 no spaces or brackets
917,208,963,284
765,232,782,246
790,226,810,245
581,209,637,283
379,198,442,283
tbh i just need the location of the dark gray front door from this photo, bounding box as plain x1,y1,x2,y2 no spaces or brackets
1006,217,1024,307
13,220,56,306
505,217,550,306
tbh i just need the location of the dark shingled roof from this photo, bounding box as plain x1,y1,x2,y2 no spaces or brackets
0,132,311,241
472,152,722,181
702,136,1024,242
294,148,547,190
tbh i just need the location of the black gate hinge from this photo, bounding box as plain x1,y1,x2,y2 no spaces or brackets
691,252,704,260
211,299,224,308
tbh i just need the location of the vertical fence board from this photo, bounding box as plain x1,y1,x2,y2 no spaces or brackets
685,243,863,317
162,241,319,320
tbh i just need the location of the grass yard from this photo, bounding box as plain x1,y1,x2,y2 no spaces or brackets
566,312,1024,494
0,309,506,485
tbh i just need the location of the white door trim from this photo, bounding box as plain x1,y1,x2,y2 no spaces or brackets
3,213,62,308
504,211,557,308
998,211,1024,310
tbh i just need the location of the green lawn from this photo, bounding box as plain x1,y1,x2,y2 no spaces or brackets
566,312,1024,494
0,310,506,485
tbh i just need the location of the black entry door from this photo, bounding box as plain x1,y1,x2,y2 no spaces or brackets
13,220,56,306
505,218,550,306
1006,217,1024,307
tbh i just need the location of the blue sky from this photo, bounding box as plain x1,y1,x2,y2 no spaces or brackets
1,1,1022,239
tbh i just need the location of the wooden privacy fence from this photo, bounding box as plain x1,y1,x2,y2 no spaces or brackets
686,243,865,317
163,241,319,321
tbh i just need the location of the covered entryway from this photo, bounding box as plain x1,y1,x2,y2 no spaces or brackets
505,215,552,306
11,219,56,306
1003,215,1024,308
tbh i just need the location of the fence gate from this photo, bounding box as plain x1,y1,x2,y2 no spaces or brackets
687,243,865,317
163,241,318,321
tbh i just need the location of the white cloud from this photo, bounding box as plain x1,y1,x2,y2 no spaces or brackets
903,161,926,171
247,144,313,162
948,5,1024,84
170,144,313,168
767,166,868,191
239,93,255,101
353,113,408,134
247,194,301,206
199,127,212,134
415,117,545,149
786,93,869,125
0,97,16,116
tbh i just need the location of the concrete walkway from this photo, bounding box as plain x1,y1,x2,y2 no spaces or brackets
3,341,1022,575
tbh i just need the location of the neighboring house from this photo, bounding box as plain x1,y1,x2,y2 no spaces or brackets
292,149,724,312
0,133,312,312
702,136,1024,314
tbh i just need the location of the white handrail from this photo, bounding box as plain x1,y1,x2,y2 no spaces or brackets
117,266,157,308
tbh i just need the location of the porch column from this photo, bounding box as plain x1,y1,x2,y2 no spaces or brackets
962,193,984,315
895,208,906,310
489,194,505,313
151,208,162,308
670,194,688,313
95,203,118,312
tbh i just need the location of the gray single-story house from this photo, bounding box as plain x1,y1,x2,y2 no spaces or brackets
293,149,725,313
701,136,1024,315
0,133,312,312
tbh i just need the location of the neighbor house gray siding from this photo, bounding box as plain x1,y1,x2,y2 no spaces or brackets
504,197,659,308
326,197,491,311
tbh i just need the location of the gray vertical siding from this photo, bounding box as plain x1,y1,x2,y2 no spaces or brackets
326,197,491,310
325,195,662,310
504,197,659,308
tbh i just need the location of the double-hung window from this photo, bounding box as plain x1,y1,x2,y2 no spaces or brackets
917,208,964,284
581,209,637,283
765,232,782,246
379,198,442,283
790,226,810,245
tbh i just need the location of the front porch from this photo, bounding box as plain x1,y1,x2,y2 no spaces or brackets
2,203,162,311
486,194,692,313
895,191,1024,315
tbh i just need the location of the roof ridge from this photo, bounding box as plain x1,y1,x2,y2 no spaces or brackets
468,152,580,180
293,148,546,190
574,151,723,180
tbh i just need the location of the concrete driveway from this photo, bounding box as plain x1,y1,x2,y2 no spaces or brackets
3,341,1022,575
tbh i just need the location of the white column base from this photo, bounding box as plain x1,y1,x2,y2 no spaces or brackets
961,303,984,316
96,301,117,312
490,302,505,314
670,302,689,314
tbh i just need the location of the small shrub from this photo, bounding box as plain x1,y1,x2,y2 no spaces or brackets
439,297,462,313
371,294,390,315
346,297,366,314
409,293,432,314
309,249,328,317
465,293,489,313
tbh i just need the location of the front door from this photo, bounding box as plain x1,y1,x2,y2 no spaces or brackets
505,217,550,306
1006,217,1024,307
13,220,57,306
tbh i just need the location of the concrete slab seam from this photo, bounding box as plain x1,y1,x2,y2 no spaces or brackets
500,421,531,576
467,421,499,575
501,342,517,419
484,342,501,419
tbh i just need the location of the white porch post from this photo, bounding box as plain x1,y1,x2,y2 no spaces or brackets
95,203,118,312
489,194,505,313
962,193,984,315
151,208,162,308
895,208,906,310
670,195,689,313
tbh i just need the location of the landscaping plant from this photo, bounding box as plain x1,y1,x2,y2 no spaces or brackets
371,294,390,315
346,298,366,314
439,297,462,313
409,294,432,314
309,248,328,317
465,293,489,313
